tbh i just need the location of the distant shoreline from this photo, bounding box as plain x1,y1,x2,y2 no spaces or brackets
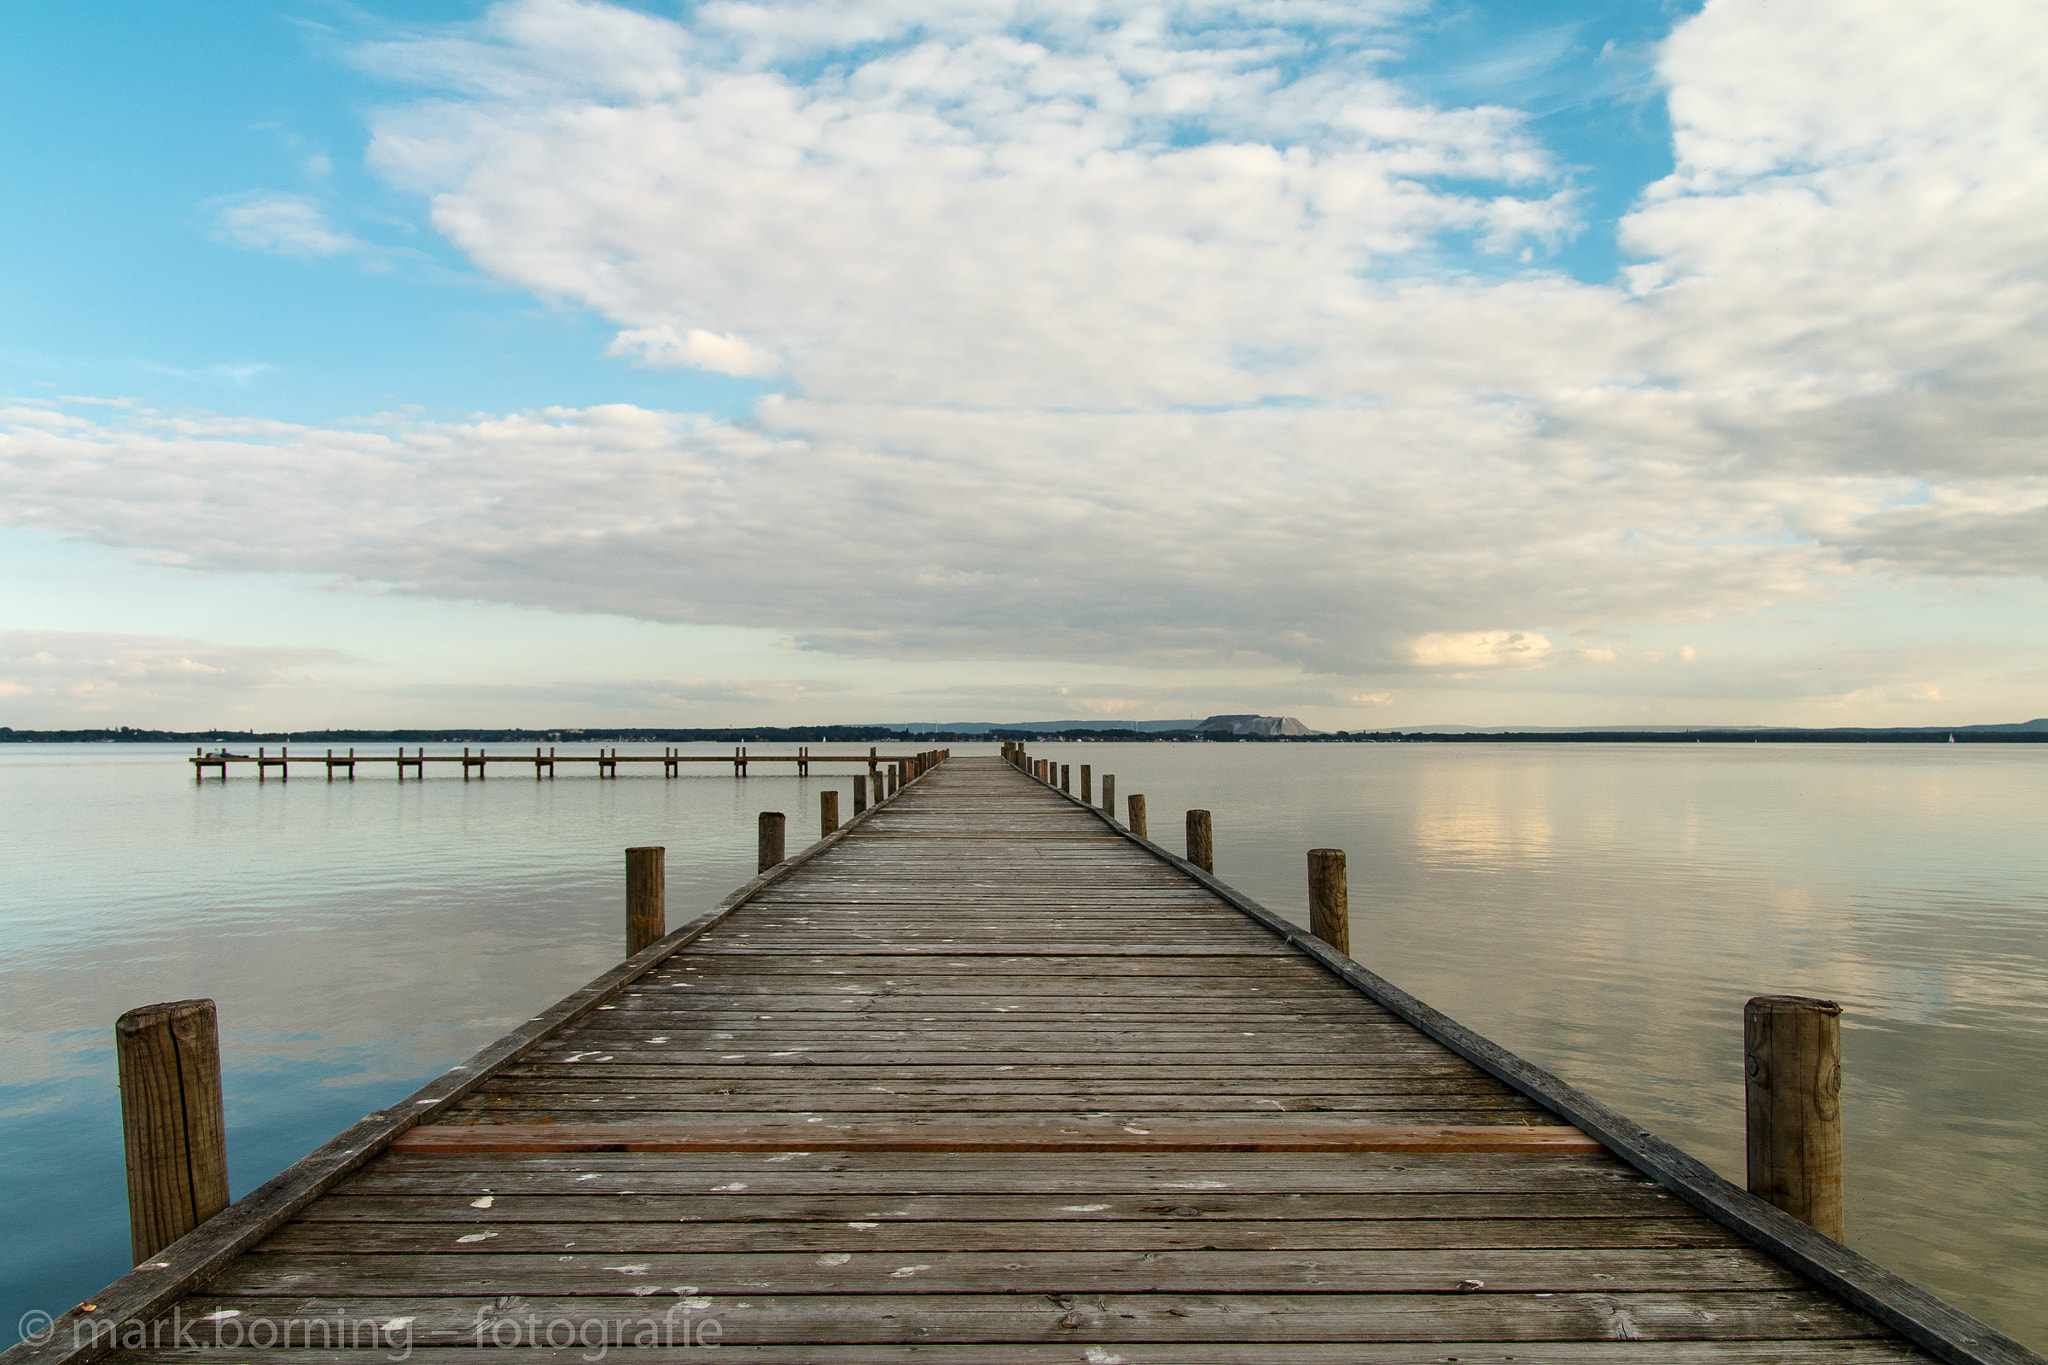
4,725,2044,745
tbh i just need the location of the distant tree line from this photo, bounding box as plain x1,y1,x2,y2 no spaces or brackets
3,724,2042,744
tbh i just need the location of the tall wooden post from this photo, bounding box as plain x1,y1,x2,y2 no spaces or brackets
758,811,786,872
1060,764,1070,793
1102,775,1116,819
117,999,229,1264
1186,810,1213,872
1745,995,1845,1240
625,846,665,956
1126,794,1148,839
853,775,868,814
821,789,840,836
1080,765,1092,803
1307,849,1349,956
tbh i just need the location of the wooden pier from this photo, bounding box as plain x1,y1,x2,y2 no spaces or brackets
15,755,2039,1365
190,745,922,781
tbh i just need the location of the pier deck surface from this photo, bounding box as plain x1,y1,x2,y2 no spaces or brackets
78,756,1955,1362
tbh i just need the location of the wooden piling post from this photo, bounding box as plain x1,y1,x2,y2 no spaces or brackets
1081,765,1092,803
117,999,229,1264
853,775,868,814
625,846,665,956
1745,995,1845,1240
1102,774,1116,819
758,811,786,872
1307,849,1349,956
1187,809,1213,872
1127,793,1147,839
821,789,840,836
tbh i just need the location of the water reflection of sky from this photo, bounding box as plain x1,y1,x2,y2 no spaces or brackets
0,744,801,1343
4,742,2044,1351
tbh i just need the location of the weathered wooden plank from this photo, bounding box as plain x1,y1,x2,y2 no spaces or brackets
101,1345,1936,1364
211,1246,1801,1295
262,1213,1744,1252
330,1164,1686,1200
148,1290,1898,1345
393,1120,1600,1155
448,1100,1550,1122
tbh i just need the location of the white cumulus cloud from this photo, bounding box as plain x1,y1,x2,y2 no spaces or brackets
211,193,362,256
606,325,781,377
8,0,2048,719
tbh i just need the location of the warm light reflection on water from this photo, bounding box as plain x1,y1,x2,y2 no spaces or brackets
3,740,2044,1349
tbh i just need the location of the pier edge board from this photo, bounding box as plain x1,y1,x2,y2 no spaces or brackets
1018,765,2042,1365
0,780,914,1365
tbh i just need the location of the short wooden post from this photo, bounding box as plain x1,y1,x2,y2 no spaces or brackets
853,775,868,814
117,999,229,1264
1745,995,1845,1240
821,789,840,836
1102,774,1116,819
1060,764,1070,793
1187,809,1213,872
1307,849,1349,955
758,811,786,872
625,846,665,956
1081,765,1092,803
1127,793,1147,839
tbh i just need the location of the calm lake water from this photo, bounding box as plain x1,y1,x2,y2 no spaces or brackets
2,740,2043,1349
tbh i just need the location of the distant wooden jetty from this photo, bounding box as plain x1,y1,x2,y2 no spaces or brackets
190,745,920,781
16,753,2039,1364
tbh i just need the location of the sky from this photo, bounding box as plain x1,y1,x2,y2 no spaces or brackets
3,0,2045,731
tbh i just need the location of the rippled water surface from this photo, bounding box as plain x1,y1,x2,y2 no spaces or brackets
3,741,2044,1348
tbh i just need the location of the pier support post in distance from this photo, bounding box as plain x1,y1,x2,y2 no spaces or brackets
1307,849,1349,956
853,775,868,814
626,846,665,956
1127,794,1148,839
758,811,786,872
1080,765,1092,804
1745,995,1845,1240
1060,764,1070,793
117,999,229,1264
1102,775,1116,820
821,789,840,836
1186,810,1213,872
